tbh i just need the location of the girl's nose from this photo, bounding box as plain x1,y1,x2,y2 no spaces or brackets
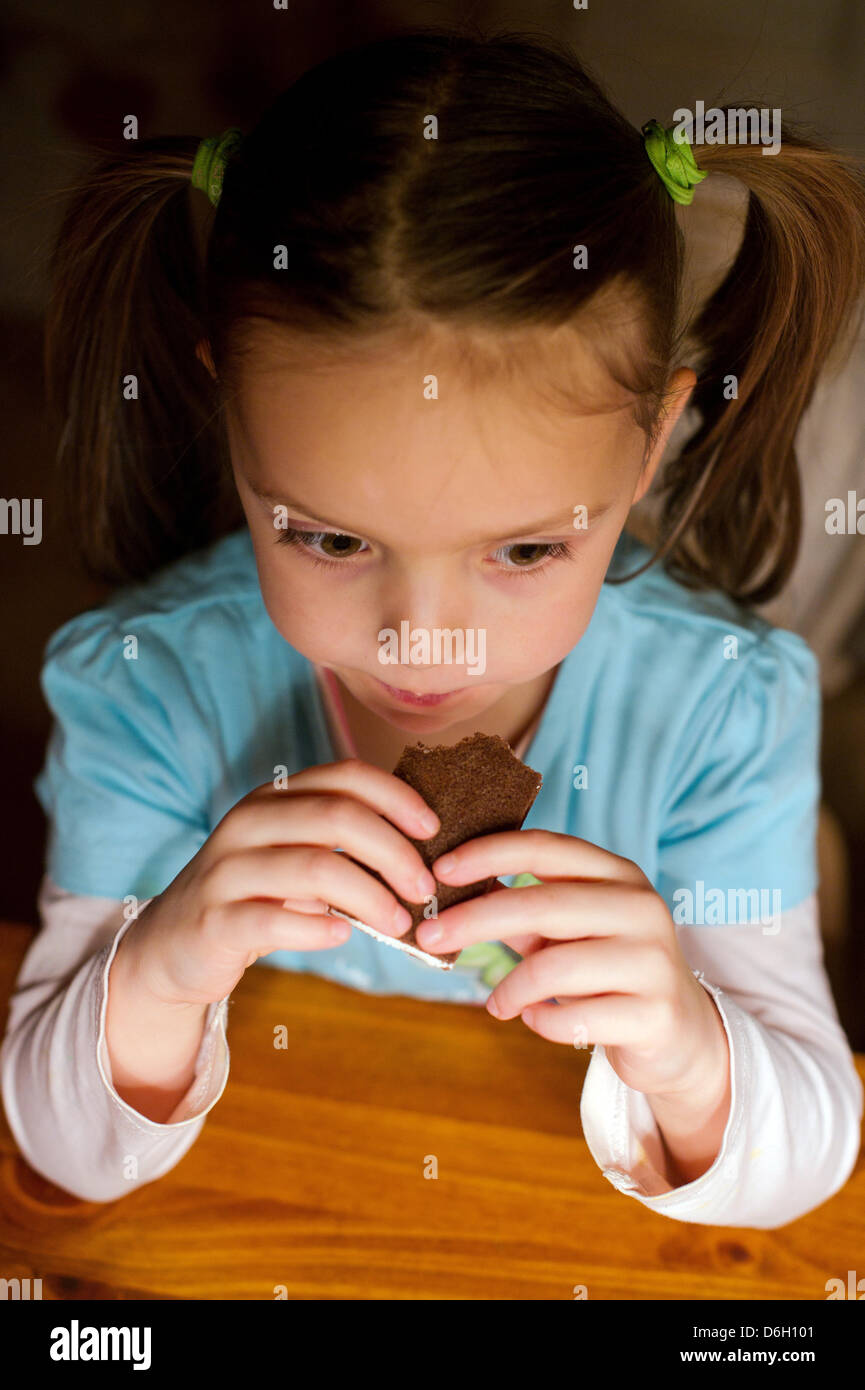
377,568,468,638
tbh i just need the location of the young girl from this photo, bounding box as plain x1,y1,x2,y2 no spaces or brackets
3,28,863,1226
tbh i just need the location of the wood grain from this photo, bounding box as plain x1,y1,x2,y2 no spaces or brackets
0,921,862,1300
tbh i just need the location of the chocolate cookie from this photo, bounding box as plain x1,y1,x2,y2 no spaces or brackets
328,732,542,969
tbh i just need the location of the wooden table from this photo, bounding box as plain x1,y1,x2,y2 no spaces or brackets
1,919,863,1300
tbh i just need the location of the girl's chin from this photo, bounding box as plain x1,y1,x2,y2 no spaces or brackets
373,706,468,734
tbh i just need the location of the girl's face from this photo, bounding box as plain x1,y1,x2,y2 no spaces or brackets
209,330,694,734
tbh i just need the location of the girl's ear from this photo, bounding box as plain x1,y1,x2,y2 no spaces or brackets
196,339,217,380
632,366,696,504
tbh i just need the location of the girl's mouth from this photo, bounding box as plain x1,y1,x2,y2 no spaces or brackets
374,679,463,706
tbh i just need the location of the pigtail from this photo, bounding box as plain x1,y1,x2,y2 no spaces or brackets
43,136,243,584
654,122,865,604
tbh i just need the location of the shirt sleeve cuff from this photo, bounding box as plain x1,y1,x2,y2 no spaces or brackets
96,908,232,1128
579,973,745,1218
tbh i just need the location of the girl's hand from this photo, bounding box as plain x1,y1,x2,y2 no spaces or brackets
117,760,440,1008
415,829,729,1100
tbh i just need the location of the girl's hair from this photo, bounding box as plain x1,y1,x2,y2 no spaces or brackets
44,26,865,602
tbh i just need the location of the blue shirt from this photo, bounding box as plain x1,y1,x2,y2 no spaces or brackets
34,526,820,1002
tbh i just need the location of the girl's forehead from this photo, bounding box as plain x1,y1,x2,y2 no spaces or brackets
229,382,639,549
229,309,642,412
231,334,639,457
224,319,646,534
234,362,635,467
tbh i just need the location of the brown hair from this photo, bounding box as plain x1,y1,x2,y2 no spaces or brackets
43,26,865,602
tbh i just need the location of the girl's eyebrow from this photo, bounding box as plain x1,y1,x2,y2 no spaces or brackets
251,482,613,543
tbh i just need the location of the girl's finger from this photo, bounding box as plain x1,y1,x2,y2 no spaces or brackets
280,896,330,914
202,899,354,959
416,879,660,952
229,760,441,846
516,994,659,1048
202,844,415,938
496,929,546,959
473,884,545,958
222,792,439,909
484,938,662,1020
432,827,648,888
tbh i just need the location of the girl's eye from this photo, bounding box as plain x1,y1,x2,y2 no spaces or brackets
491,540,575,575
275,527,369,566
275,526,576,576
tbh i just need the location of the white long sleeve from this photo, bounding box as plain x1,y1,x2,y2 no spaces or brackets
0,876,231,1203
579,893,863,1227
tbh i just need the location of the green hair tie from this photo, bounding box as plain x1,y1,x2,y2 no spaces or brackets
191,128,243,207
641,119,708,205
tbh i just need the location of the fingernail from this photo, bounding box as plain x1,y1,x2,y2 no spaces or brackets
392,903,412,932
435,853,455,876
421,924,443,945
416,870,437,898
486,995,501,1017
416,810,440,836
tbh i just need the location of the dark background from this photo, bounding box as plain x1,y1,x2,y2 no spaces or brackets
1,0,864,1044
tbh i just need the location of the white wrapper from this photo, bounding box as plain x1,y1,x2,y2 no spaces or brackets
326,905,455,970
